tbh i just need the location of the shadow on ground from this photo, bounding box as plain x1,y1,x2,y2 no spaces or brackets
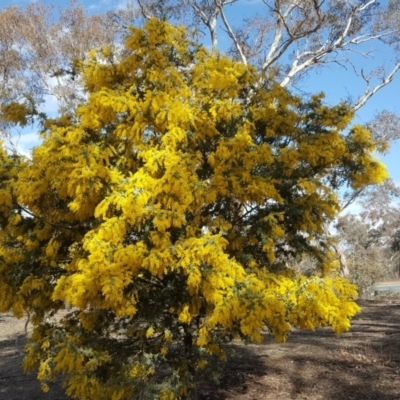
0,315,68,400
2,301,400,400
198,300,400,400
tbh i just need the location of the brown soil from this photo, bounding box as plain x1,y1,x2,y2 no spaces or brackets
2,300,400,400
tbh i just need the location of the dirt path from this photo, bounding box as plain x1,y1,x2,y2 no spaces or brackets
2,300,400,400
0,313,67,400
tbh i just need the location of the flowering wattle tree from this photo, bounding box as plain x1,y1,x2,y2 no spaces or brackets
0,19,387,399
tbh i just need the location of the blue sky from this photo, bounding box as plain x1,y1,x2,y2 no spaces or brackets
2,0,399,184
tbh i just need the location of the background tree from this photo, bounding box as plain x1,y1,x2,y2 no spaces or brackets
0,1,121,141
335,179,400,297
0,19,388,399
330,110,400,280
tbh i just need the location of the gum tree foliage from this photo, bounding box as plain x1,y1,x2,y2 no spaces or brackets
0,20,388,399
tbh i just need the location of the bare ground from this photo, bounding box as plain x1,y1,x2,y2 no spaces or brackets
2,300,400,400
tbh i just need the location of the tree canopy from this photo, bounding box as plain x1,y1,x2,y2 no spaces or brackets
0,19,389,398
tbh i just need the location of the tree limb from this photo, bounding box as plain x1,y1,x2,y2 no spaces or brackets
354,61,400,111
217,1,247,64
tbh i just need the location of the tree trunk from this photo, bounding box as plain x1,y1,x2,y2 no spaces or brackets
333,242,350,278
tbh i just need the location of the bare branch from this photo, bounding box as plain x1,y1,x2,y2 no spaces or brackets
188,0,220,49
137,0,152,20
217,1,247,64
263,0,326,77
260,0,400,95
14,203,74,231
354,61,400,111
341,188,366,212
